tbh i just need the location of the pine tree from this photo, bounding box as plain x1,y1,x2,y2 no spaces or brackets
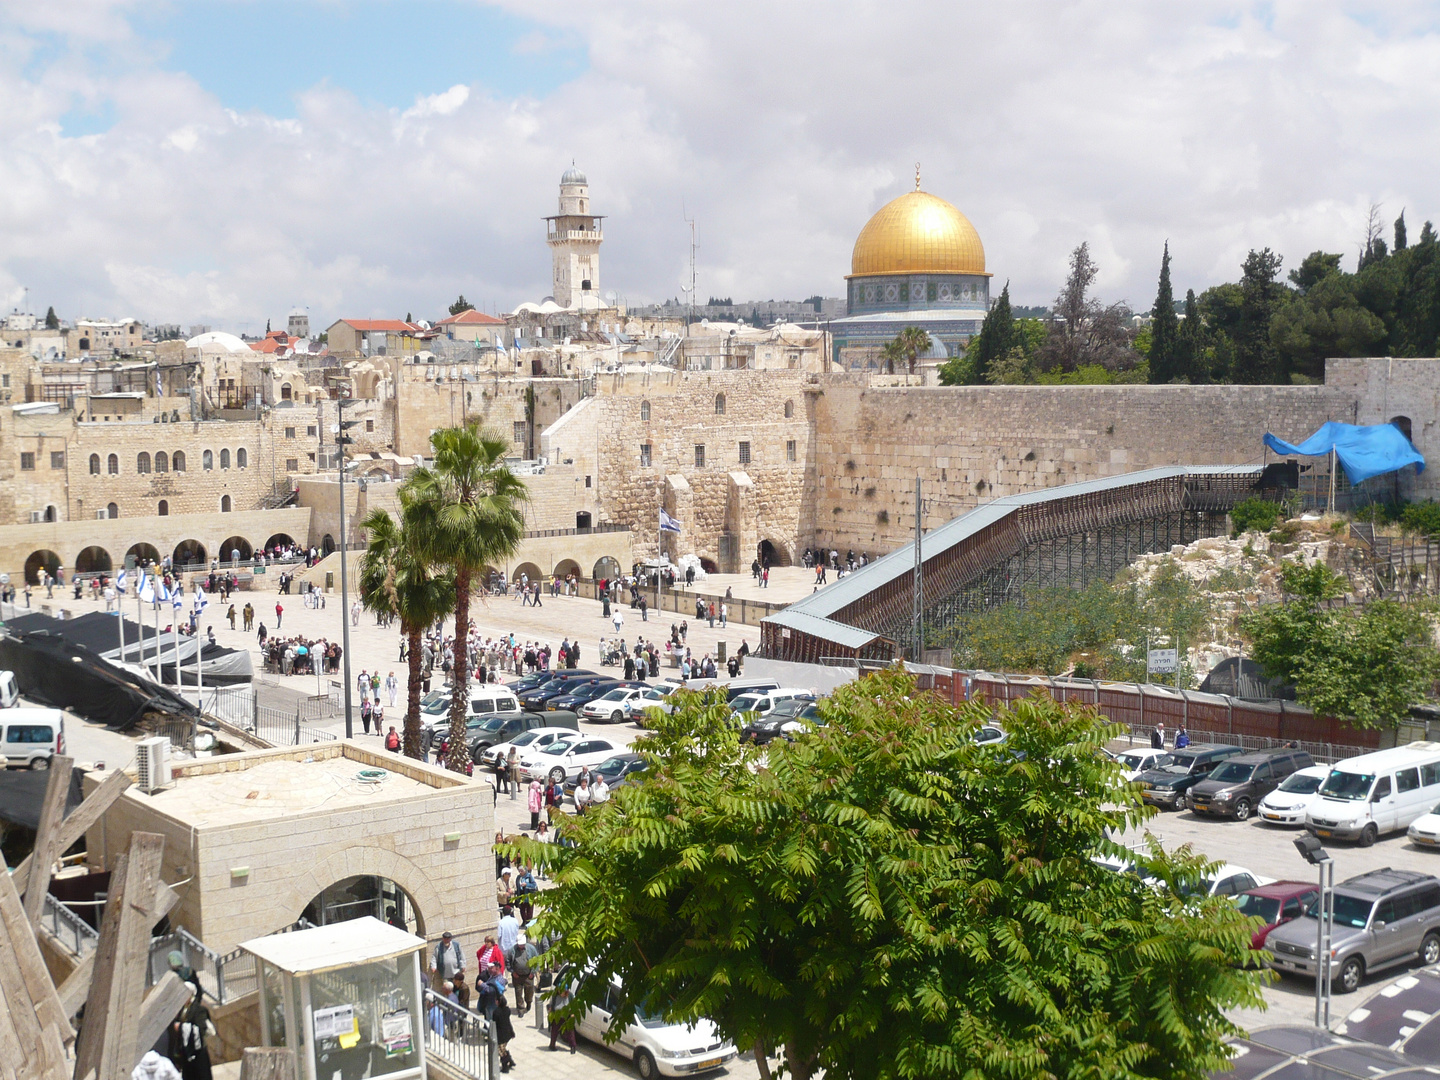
966,281,1015,384
1148,243,1180,383
44,306,58,330
1174,289,1204,383
1230,248,1285,383
448,295,474,316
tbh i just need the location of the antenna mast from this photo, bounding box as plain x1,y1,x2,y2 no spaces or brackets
683,205,697,333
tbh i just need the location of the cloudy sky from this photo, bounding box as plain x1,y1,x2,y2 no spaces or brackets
1,0,1436,333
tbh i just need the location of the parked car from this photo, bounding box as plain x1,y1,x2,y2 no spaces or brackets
722,679,780,703
1266,868,1440,993
582,686,653,723
547,679,627,713
564,753,648,799
1115,748,1173,782
1175,863,1275,898
466,711,578,760
575,973,737,1079
728,688,815,724
625,682,684,725
740,701,829,745
422,688,523,736
0,708,65,769
521,674,604,712
0,671,19,709
1407,803,1440,849
1259,765,1331,825
1187,749,1315,820
1306,744,1440,846
1135,744,1245,810
519,735,626,785
1235,881,1321,949
477,725,582,773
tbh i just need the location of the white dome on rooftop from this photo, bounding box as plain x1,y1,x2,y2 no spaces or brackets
561,165,587,185
186,330,250,353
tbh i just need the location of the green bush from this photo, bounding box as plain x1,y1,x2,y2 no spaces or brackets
1400,500,1440,538
1230,497,1282,538
1355,499,1406,526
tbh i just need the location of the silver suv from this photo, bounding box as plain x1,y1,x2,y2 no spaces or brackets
1265,868,1440,993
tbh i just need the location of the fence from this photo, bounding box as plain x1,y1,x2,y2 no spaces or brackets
148,920,316,1005
252,704,338,748
42,893,99,957
569,578,783,628
423,990,495,1080
944,671,1383,754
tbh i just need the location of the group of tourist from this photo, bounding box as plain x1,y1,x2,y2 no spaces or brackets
258,634,342,677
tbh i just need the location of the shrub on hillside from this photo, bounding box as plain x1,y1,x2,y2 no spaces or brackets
1230,497,1282,538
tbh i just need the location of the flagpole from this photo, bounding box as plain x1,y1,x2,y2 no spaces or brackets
173,588,182,690
117,577,125,663
195,589,205,709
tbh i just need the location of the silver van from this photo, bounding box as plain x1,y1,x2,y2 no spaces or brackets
1266,868,1440,993
1,708,66,769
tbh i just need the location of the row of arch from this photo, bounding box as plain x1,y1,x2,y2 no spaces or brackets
24,532,307,584
91,495,239,520
638,395,795,421
87,448,249,476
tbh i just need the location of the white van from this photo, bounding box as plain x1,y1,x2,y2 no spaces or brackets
468,687,521,716
728,687,815,722
1305,742,1440,846
1,708,66,769
0,671,19,709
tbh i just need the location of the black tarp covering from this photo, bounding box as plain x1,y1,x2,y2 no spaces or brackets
0,768,83,831
4,612,252,685
0,630,200,730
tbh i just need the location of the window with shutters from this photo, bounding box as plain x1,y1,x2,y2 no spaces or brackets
640,443,652,467
137,452,150,473
738,441,751,464
786,440,796,462
108,453,118,474
89,454,101,475
20,452,34,471
694,445,705,468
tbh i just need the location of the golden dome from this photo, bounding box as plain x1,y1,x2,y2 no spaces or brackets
848,190,987,278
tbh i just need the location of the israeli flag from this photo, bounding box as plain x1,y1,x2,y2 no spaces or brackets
116,569,127,594
194,585,208,612
172,584,184,611
660,508,682,534
156,579,171,604
138,573,155,604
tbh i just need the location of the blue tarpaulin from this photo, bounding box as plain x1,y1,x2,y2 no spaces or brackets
1264,422,1425,485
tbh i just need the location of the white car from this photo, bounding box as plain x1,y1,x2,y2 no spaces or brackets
1258,765,1330,826
1116,748,1172,782
728,688,814,722
477,726,579,772
1408,803,1440,849
0,671,18,709
519,735,625,785
625,682,684,725
581,686,650,723
577,975,737,1079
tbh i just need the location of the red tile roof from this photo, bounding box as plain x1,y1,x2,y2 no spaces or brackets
250,333,301,353
436,309,505,327
338,319,423,332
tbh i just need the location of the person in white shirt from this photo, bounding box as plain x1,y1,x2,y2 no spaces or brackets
385,671,399,707
591,776,611,806
573,778,591,815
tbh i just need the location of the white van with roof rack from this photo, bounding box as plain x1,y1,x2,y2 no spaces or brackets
1305,742,1440,847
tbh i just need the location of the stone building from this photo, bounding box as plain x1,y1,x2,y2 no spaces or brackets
546,165,604,309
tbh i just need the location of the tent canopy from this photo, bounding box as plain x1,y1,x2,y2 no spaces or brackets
1264,421,1425,486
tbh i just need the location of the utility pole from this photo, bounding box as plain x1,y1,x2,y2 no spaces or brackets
912,477,923,660
336,395,362,739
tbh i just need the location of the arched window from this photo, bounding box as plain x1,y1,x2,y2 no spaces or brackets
106,503,118,519
137,452,151,474
784,399,794,418
220,448,231,469
237,448,248,468
107,453,118,475
715,393,726,415
1392,416,1414,444
157,500,168,516
172,450,186,472
89,454,101,475
281,383,292,401
220,495,232,513
640,400,651,422
203,449,213,470
155,451,169,473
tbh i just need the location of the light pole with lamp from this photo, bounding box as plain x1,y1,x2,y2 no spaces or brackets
335,395,362,739
1295,833,1335,1028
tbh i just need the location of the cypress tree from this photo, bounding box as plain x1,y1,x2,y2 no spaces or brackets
1148,243,1179,383
1174,288,1204,382
1395,211,1408,252
44,306,58,330
967,281,1015,384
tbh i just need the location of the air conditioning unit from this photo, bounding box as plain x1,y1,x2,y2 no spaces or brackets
29,511,44,523
135,737,172,794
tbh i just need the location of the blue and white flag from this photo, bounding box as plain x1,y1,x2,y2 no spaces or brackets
172,584,184,611
659,509,682,534
156,579,171,604
116,569,127,594
194,585,208,613
138,573,155,604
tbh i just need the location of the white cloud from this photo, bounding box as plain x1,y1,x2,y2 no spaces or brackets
0,0,1438,328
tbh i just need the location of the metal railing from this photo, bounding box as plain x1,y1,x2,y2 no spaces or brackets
42,893,99,957
423,990,495,1080
522,522,630,539
1118,723,1368,766
251,704,338,747
148,919,315,1005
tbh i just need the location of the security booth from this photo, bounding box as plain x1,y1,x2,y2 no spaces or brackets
242,916,428,1080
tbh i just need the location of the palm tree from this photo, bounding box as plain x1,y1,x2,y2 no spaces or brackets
894,326,932,375
357,498,453,760
405,423,528,773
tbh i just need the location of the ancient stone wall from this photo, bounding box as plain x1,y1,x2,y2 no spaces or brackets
809,381,1355,553
1324,357,1440,502
391,368,582,458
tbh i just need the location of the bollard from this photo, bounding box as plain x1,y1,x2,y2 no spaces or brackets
510,764,519,801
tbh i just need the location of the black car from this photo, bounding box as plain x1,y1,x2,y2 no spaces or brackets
1188,748,1315,820
1135,744,1245,810
465,711,578,759
563,752,648,798
509,669,596,697
546,679,627,713
741,702,826,745
520,674,599,711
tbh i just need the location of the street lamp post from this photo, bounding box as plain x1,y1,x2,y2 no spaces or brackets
1295,833,1335,1028
336,397,362,740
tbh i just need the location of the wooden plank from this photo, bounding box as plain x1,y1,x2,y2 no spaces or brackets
132,972,191,1073
72,832,165,1080
12,767,132,887
0,850,73,1074
239,1047,298,1080
21,755,73,928
55,949,95,1019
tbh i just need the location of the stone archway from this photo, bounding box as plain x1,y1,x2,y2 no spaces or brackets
172,539,206,567
512,562,542,583
273,847,445,944
553,558,582,580
220,536,253,563
126,542,161,568
24,549,62,586
758,538,791,567
264,533,297,552
75,546,113,576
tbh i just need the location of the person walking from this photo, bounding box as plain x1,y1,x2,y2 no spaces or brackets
510,937,536,1016
527,779,543,830
274,601,283,629
226,604,236,630
431,931,464,992
384,725,400,752
385,670,399,708
548,982,578,1053
719,601,728,628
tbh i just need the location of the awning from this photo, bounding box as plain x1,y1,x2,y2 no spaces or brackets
1264,422,1425,485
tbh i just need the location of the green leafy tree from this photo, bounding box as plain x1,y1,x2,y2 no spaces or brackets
405,422,527,771
1148,243,1181,383
1174,288,1206,382
1395,211,1408,252
1230,248,1287,383
357,497,455,759
44,305,59,330
1400,501,1440,538
1288,251,1343,294
1270,272,1387,381
1296,601,1439,731
879,326,929,374
985,344,1039,384
1229,496,1283,537
449,295,475,316
516,675,1265,1080
1242,562,1345,690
